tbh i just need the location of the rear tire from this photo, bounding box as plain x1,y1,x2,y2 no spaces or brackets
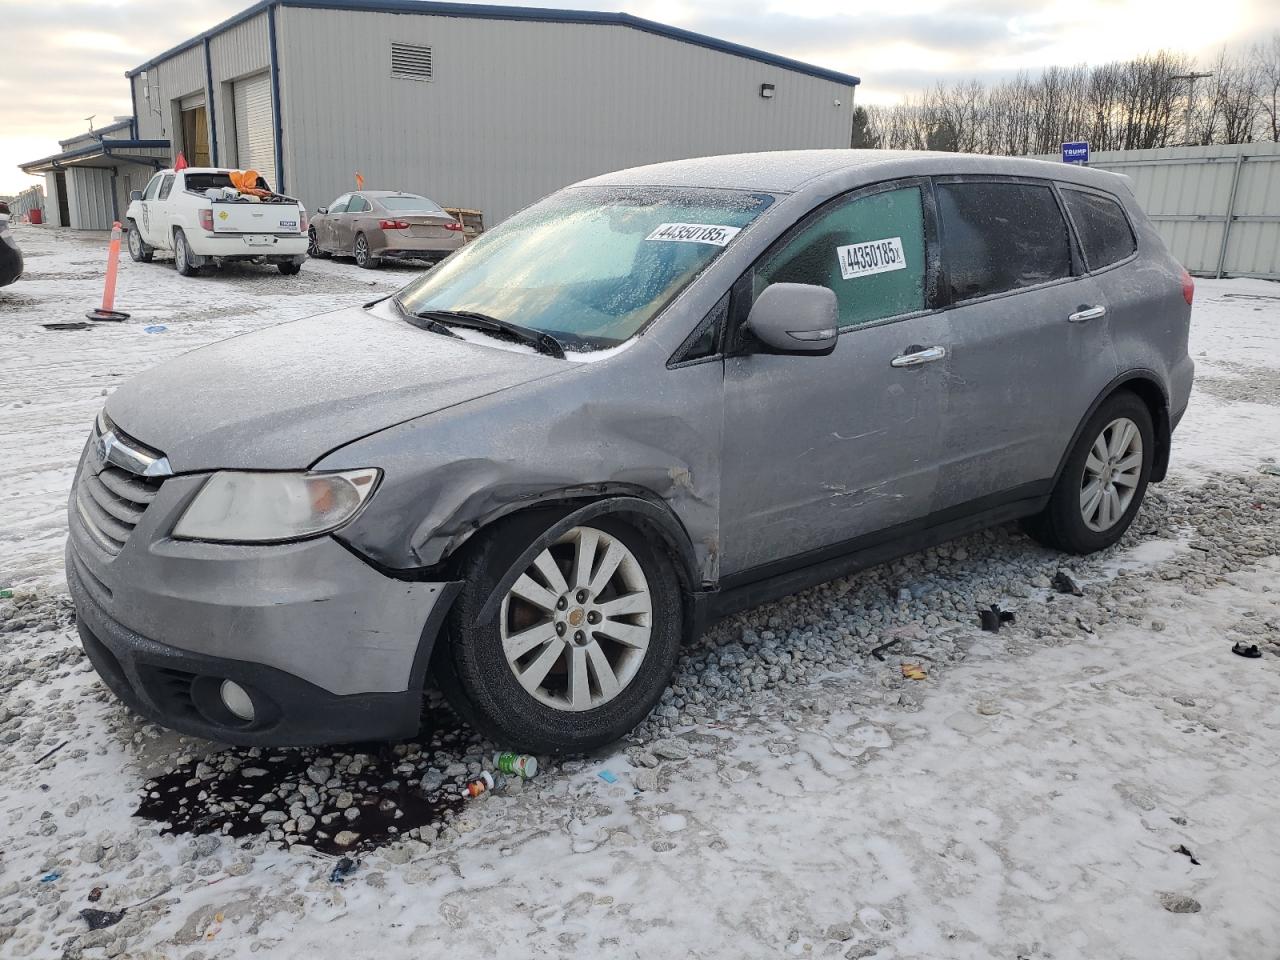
354,232,379,269
173,229,198,277
126,221,153,263
434,513,683,754
278,260,302,276
1024,390,1154,554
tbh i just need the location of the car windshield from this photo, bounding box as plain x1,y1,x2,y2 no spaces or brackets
380,195,444,213
394,186,774,351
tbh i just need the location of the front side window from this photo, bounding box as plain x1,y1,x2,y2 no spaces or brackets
396,186,774,351
157,175,176,200
143,175,163,201
937,180,1071,302
753,186,927,328
1062,188,1137,271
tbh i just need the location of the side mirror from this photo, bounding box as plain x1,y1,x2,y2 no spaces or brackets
316,207,328,215
745,283,839,356
129,190,143,202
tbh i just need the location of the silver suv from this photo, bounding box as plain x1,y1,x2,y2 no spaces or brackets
67,150,1194,754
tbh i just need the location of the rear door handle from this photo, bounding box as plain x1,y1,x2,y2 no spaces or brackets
890,345,947,368
1068,304,1107,323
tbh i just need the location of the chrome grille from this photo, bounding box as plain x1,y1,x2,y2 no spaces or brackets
74,416,168,557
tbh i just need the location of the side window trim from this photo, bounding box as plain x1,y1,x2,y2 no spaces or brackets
931,173,1078,309
1057,183,1140,275
727,176,943,349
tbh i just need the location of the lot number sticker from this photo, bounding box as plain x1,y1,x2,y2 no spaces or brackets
646,223,742,246
836,237,907,280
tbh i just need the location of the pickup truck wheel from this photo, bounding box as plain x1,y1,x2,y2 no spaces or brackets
1024,390,1154,554
278,260,302,276
126,221,153,263
354,232,380,269
307,228,328,258
435,515,682,754
173,229,198,277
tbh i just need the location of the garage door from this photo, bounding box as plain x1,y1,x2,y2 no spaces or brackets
233,72,277,191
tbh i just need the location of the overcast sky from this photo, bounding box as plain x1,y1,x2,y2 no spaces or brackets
2,0,1278,193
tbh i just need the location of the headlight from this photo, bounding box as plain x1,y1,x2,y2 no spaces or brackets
172,469,380,543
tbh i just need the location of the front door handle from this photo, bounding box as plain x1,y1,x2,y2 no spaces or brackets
1068,304,1107,323
891,345,947,368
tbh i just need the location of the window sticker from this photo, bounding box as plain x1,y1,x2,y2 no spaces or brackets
836,237,907,280
645,222,742,246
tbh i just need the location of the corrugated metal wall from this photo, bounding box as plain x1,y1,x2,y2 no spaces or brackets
65,168,115,230
133,46,207,143
277,6,855,222
1039,144,1280,280
209,12,273,166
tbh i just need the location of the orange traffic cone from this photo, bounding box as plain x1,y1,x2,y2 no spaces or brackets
86,221,131,322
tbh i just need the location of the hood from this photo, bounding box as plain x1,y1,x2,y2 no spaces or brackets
104,304,566,471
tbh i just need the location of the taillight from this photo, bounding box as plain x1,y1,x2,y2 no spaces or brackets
299,210,308,234
379,219,409,230
198,209,214,232
1180,267,1195,306
444,221,463,232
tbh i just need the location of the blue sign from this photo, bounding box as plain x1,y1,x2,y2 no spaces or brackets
1062,141,1090,165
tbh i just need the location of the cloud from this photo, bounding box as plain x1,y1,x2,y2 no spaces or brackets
3,0,1279,193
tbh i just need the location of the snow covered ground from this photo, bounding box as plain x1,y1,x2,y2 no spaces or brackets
1,223,1278,959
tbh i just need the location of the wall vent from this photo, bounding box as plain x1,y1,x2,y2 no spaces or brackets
391,42,433,82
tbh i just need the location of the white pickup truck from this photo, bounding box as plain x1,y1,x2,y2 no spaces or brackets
125,168,308,276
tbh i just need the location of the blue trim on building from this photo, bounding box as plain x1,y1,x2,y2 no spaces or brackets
125,0,859,87
267,4,286,191
203,38,220,166
20,140,173,173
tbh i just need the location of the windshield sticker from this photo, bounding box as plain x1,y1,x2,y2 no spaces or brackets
645,223,742,247
836,237,907,280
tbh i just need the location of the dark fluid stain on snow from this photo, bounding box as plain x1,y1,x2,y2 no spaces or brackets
134,706,471,855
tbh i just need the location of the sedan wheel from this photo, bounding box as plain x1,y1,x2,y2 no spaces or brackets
1080,417,1143,532
499,526,652,712
354,233,378,269
307,228,325,258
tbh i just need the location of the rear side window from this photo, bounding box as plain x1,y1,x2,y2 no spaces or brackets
158,175,175,200
754,186,927,327
348,196,370,213
937,181,1071,302
1062,188,1137,270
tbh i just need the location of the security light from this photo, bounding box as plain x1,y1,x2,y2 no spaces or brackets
760,83,775,99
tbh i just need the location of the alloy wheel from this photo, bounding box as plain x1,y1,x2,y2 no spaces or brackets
308,228,321,257
499,526,652,712
1080,416,1143,532
128,228,141,259
355,235,367,266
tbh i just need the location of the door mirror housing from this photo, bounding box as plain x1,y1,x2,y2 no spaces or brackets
316,207,328,215
745,283,839,356
129,190,143,202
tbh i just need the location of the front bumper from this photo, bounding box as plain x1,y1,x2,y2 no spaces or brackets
66,445,460,745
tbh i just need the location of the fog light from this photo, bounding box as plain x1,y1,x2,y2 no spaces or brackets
219,680,256,721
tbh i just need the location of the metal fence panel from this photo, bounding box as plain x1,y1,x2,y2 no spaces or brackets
1036,143,1280,280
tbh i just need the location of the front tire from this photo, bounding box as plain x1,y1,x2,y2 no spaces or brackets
173,229,198,277
436,515,683,754
1025,390,1154,554
354,232,379,269
307,227,328,258
126,221,153,263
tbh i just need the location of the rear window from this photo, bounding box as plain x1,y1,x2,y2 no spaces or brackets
380,195,444,213
1063,188,1137,270
937,181,1072,302
183,173,272,193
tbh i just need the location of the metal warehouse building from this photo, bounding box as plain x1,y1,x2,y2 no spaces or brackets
24,0,860,229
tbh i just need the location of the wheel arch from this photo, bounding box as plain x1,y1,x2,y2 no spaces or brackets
1055,371,1172,487
440,489,702,643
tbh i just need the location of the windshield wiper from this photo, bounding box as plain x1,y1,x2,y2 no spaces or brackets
415,309,566,359
391,296,459,339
